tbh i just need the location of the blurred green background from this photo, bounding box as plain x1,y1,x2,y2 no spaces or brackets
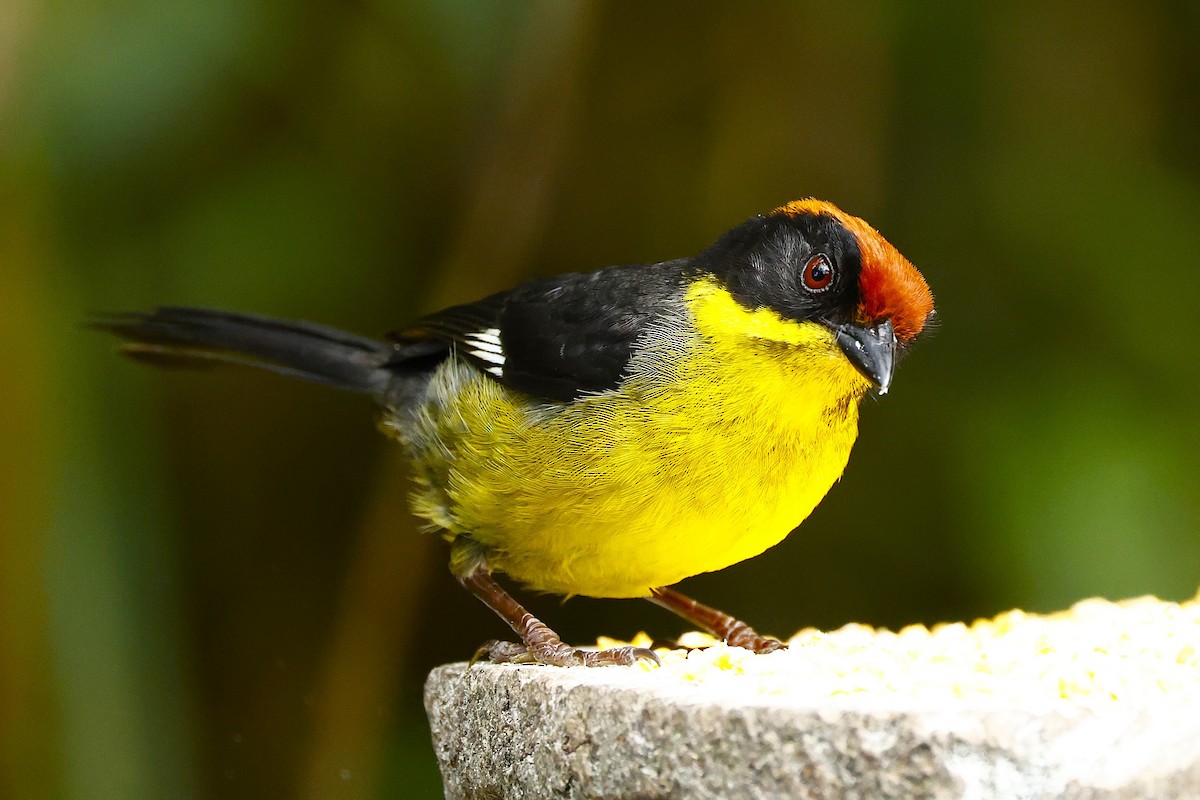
3,1,1199,797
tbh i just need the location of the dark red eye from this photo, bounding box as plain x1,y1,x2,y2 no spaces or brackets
802,254,834,292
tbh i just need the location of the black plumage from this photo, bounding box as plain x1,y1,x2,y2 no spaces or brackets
90,307,446,400
697,211,864,325
396,260,687,402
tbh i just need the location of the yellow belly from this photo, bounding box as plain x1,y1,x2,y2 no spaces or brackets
396,282,872,598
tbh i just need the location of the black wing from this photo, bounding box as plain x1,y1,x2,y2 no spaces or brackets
392,260,687,403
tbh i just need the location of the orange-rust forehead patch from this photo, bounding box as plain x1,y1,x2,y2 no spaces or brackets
772,200,934,341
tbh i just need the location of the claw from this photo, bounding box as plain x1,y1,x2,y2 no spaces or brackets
632,647,661,665
579,645,660,667
753,638,787,654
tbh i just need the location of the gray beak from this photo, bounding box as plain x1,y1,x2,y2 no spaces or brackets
835,318,896,394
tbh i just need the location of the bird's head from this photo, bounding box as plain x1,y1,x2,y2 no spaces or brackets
693,199,935,394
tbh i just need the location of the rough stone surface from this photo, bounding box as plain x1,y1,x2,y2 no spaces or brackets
424,594,1200,799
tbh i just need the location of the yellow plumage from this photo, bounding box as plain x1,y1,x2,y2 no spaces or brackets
393,278,872,598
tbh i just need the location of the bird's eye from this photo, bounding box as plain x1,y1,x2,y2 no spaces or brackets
802,254,834,292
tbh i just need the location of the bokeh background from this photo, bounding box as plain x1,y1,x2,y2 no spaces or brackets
3,1,1200,797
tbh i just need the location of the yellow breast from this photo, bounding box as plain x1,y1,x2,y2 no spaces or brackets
397,280,873,598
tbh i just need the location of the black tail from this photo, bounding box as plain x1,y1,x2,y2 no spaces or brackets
92,307,418,396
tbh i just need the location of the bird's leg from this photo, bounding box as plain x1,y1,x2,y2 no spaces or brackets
648,586,786,654
458,568,658,667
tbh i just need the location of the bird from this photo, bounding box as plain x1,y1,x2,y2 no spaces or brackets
95,198,935,667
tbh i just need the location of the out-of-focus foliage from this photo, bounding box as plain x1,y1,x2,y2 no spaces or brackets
2,1,1198,797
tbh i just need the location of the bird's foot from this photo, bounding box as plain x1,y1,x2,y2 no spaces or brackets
456,567,658,666
472,638,660,667
649,586,787,654
726,628,787,654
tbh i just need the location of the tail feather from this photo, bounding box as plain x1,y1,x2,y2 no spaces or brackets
92,307,423,396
